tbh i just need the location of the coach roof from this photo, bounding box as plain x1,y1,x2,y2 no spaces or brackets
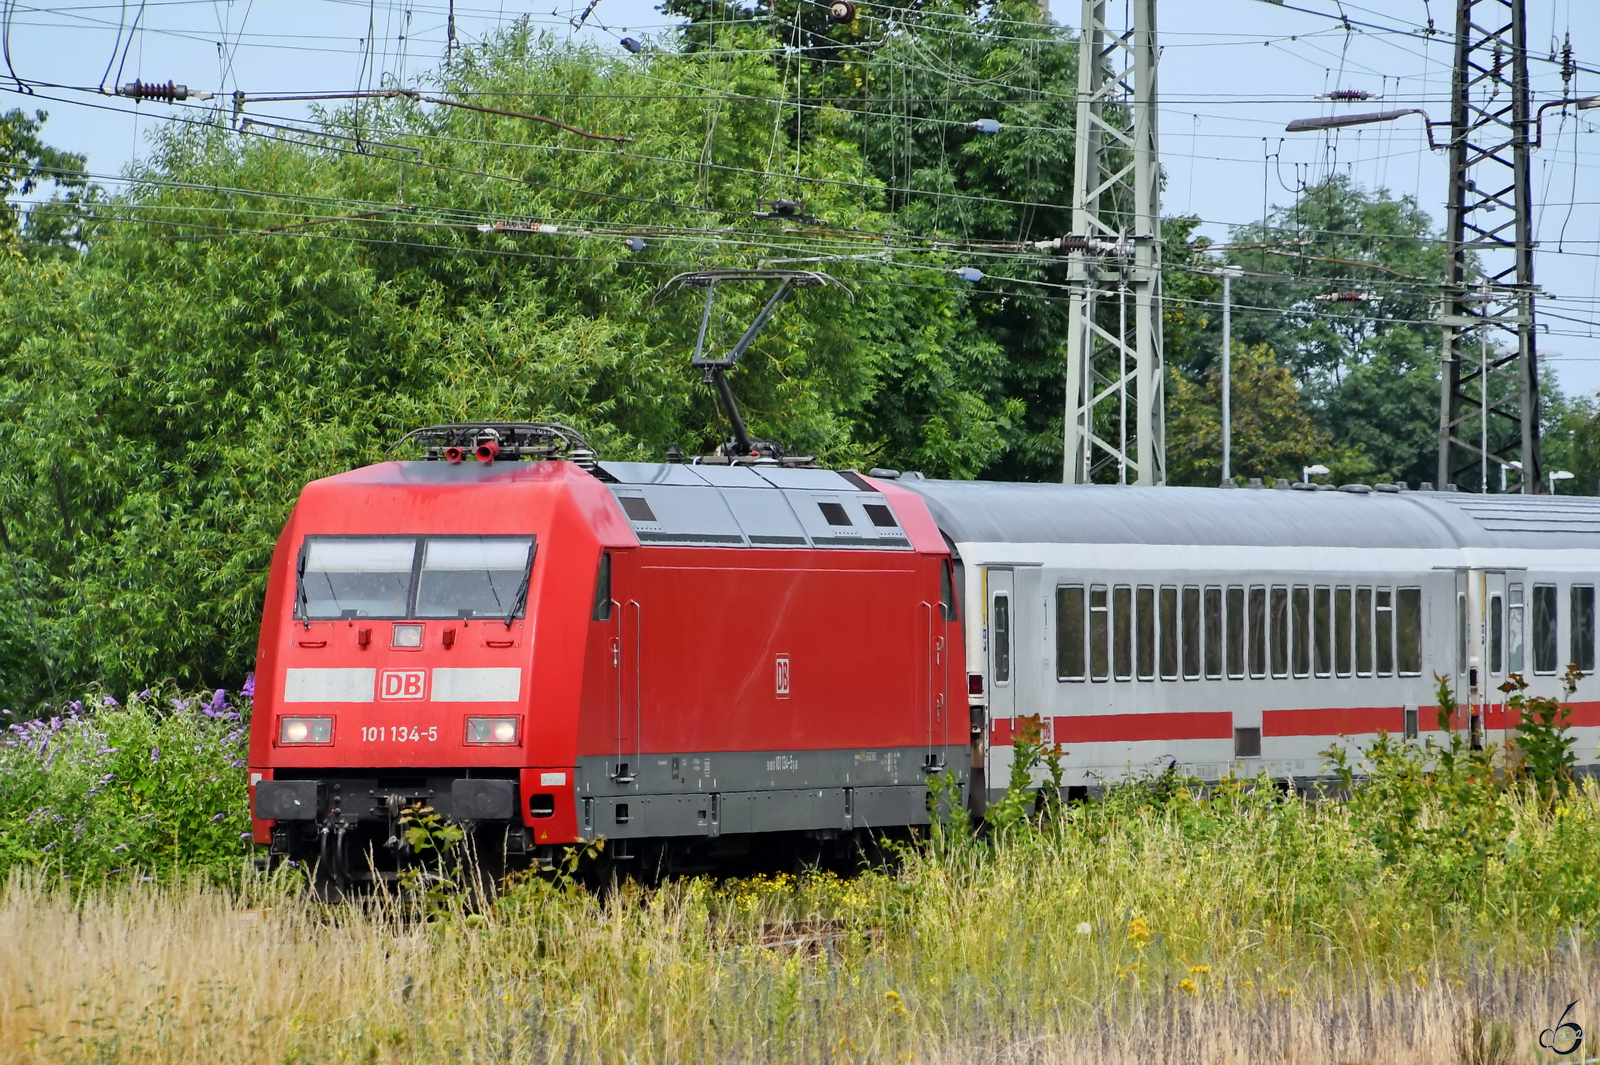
892,480,1600,551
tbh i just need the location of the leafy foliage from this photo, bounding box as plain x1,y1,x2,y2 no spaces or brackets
0,686,250,882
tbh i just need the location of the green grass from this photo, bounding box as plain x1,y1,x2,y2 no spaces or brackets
2,689,1597,1061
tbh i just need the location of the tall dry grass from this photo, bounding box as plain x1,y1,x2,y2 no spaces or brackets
4,774,1599,1063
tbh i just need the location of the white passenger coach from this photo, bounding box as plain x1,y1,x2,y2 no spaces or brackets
893,478,1600,802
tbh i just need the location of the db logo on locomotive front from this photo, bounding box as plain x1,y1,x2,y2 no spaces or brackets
379,669,427,701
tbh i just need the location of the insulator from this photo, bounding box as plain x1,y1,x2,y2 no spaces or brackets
969,118,1002,134
620,37,643,54
118,80,187,102
622,237,647,252
827,1,857,23
1320,89,1378,102
953,267,985,283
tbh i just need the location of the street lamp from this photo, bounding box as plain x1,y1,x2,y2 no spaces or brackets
1303,463,1330,484
1550,469,1575,494
1218,265,1244,486
1285,96,1600,149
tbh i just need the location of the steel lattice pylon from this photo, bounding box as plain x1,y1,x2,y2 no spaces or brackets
1062,0,1163,486
1438,0,1542,493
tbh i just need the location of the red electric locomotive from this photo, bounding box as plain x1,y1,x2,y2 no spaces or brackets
248,423,966,887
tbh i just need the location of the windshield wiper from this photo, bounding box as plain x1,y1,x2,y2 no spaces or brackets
504,545,537,629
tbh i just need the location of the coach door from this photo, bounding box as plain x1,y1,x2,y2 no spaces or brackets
987,568,1015,724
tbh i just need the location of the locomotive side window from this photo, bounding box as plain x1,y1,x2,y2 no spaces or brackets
415,537,536,619
1056,586,1085,681
1534,584,1558,674
1225,586,1245,679
1204,587,1222,680
592,552,613,622
992,594,1012,684
863,503,899,528
299,537,417,619
1136,586,1156,680
818,502,853,527
1113,585,1133,681
1355,587,1374,675
1270,586,1289,678
1375,588,1394,676
1489,593,1504,674
1572,585,1595,673
1089,586,1109,682
1159,586,1178,680
1456,594,1468,675
1291,586,1311,678
1248,586,1267,678
1508,584,1525,672
1334,587,1352,676
1181,587,1201,680
1313,587,1331,677
1397,587,1423,676
940,560,959,622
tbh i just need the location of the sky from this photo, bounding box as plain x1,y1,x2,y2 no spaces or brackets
7,0,1600,392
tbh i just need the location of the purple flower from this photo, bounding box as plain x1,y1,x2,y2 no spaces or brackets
210,812,225,822
241,674,256,699
150,746,159,764
209,689,227,713
102,695,118,708
239,832,253,840
136,689,151,703
111,843,129,853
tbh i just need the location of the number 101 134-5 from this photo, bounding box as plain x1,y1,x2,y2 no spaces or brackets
361,726,439,743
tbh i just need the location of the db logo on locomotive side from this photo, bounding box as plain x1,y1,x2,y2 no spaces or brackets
774,654,790,699
379,669,427,701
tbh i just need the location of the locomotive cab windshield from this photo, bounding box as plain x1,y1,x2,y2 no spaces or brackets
297,534,536,620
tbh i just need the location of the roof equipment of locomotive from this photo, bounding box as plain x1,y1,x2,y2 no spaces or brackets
655,268,849,462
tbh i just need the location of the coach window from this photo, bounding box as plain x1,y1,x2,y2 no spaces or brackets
1248,586,1268,678
1270,586,1289,678
1113,585,1134,681
1572,585,1595,673
1290,587,1311,678
1313,587,1332,677
1334,587,1353,677
1355,587,1374,676
1397,588,1423,676
1489,593,1504,674
1136,586,1156,681
1456,593,1468,675
1204,587,1223,680
1055,586,1085,681
992,593,1012,684
1089,585,1110,682
1534,584,1558,674
1226,586,1246,679
1159,586,1179,680
1376,589,1395,676
1508,584,1525,673
1182,586,1202,680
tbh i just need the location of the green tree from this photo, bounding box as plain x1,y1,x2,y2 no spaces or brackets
1165,342,1367,487
0,108,92,250
1220,176,1448,486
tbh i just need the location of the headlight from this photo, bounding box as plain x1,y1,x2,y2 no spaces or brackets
465,717,519,745
279,717,333,744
